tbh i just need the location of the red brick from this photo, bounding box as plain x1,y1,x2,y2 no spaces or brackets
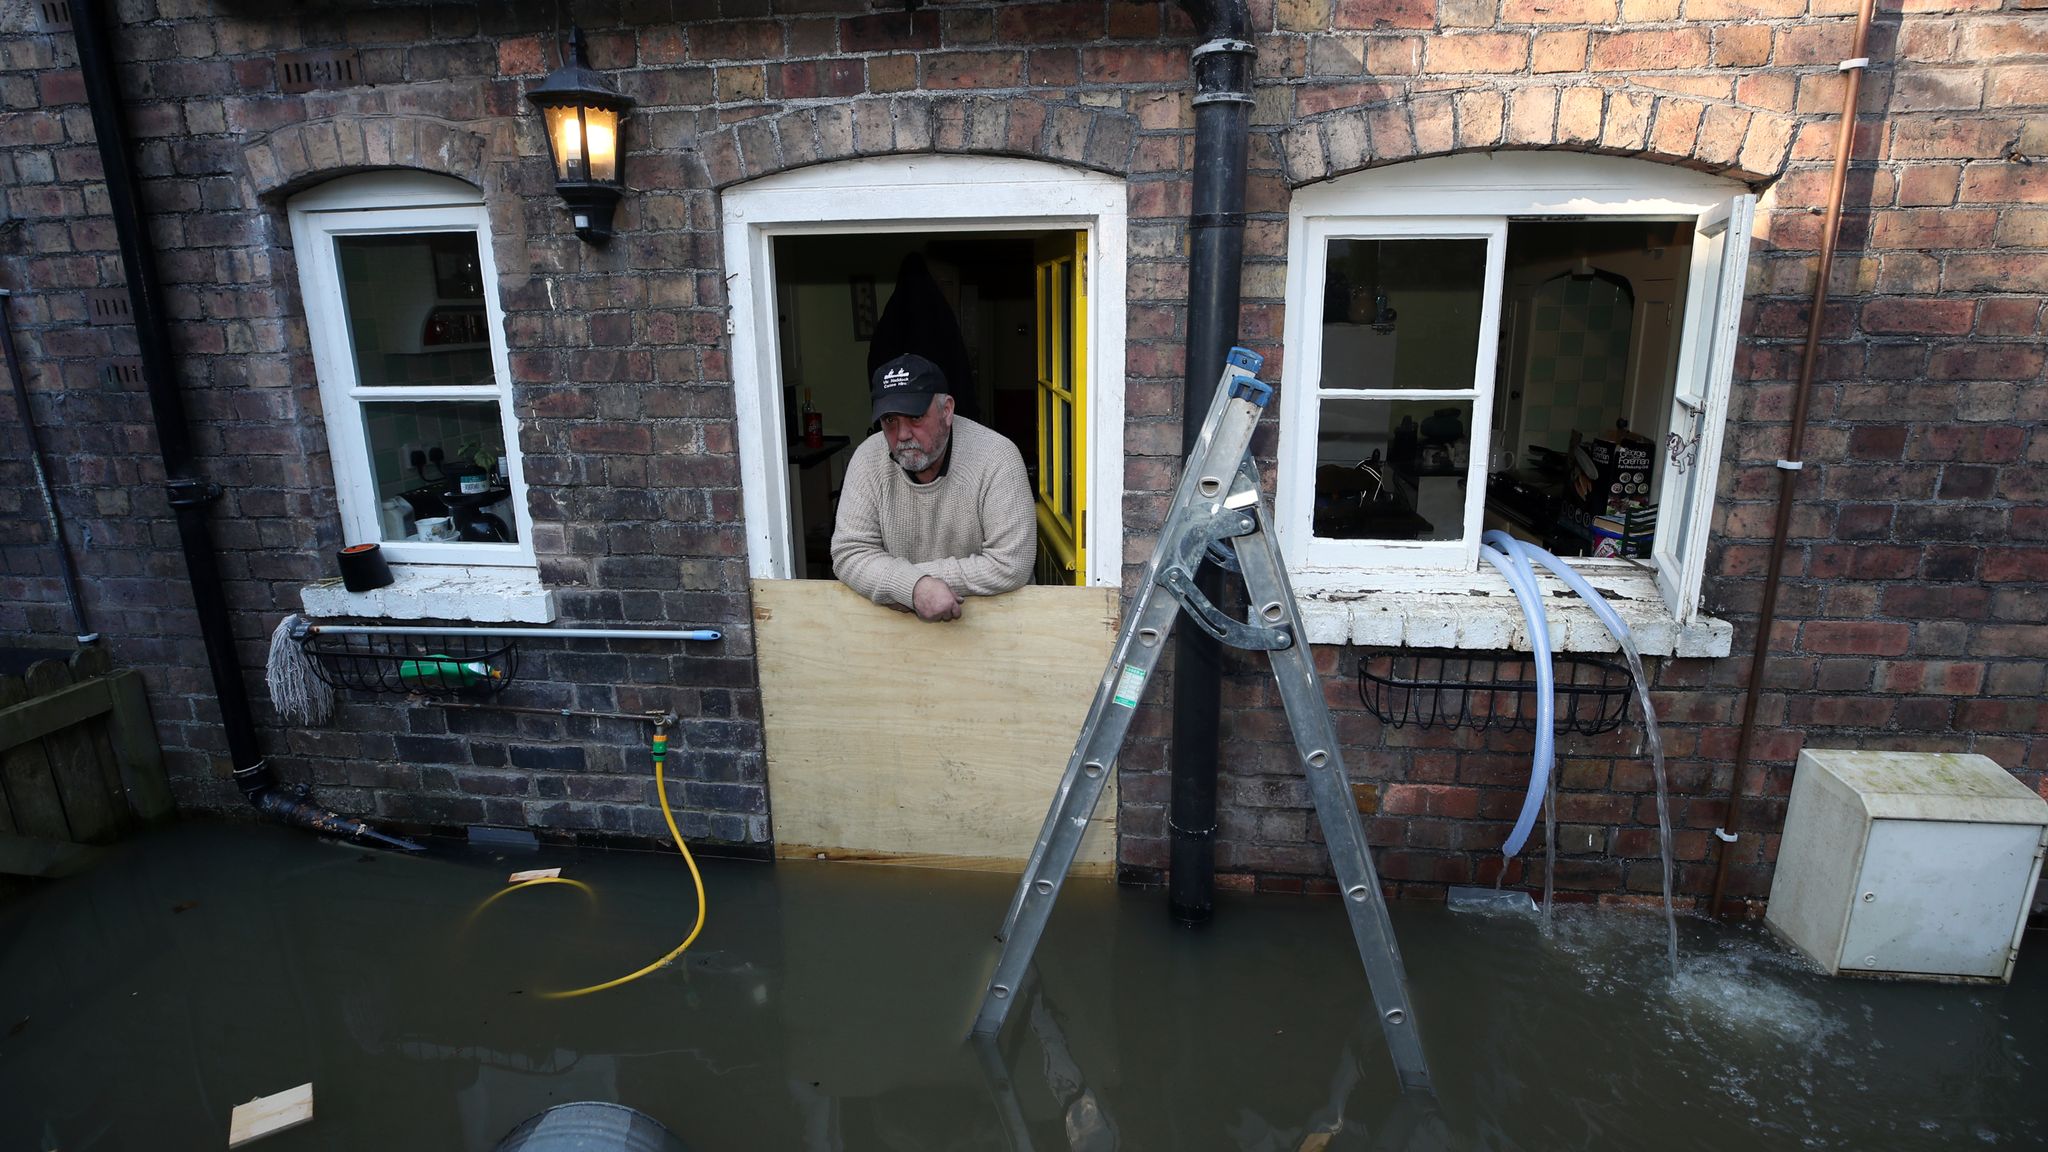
1896,163,1961,206
1427,33,1532,74
1502,0,1616,22
1928,343,2045,380
1077,45,1185,83
1890,117,2026,160
1978,298,2043,337
1687,0,1804,15
1801,621,1912,656
1959,163,2048,203
690,21,783,62
1860,297,1976,335
1590,28,1709,71
1989,65,2048,107
1532,31,1588,73
1945,254,2048,292
497,36,546,75
1960,17,2048,60
922,51,1024,89
838,11,939,52
767,59,864,99
1983,548,2048,582
1714,25,1773,68
1333,0,1437,28
1297,82,1401,116
1870,208,1998,249
993,2,1105,44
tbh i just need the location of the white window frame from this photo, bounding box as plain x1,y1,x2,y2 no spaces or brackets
721,155,1127,587
1277,154,1753,655
1281,215,1509,573
288,171,533,568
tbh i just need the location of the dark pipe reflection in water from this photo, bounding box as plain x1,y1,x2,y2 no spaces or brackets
0,822,2040,1150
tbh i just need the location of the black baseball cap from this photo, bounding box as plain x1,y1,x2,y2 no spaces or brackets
869,353,948,422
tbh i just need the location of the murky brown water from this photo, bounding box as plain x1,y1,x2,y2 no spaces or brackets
1,821,2041,1150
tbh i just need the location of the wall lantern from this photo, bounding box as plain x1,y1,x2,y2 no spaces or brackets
525,27,634,243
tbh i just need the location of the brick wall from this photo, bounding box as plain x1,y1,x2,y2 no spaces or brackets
1,0,2041,900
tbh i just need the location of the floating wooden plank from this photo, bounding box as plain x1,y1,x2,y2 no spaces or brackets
0,832,103,878
227,1082,314,1147
26,661,123,845
752,580,1120,872
508,867,561,882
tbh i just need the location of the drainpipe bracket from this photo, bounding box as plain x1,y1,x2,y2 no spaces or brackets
1167,817,1218,839
1713,827,1739,843
1191,93,1256,107
1838,57,1869,71
1191,38,1255,59
165,477,224,507
1773,459,1804,471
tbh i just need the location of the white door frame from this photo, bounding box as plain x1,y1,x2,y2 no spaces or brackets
721,155,1128,587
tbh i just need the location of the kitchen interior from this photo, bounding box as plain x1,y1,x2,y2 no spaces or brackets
1314,220,1694,560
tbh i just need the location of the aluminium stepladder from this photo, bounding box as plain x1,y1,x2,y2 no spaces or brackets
970,347,1432,1094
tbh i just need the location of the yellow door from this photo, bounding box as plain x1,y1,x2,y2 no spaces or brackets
1033,232,1087,585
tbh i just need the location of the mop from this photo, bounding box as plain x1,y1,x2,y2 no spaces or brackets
267,614,334,726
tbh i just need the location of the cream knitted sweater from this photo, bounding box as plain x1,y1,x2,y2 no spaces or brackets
830,416,1037,608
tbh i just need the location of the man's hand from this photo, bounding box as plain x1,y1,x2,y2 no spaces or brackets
911,575,963,622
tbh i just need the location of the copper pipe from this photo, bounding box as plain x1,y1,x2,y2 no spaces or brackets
1709,0,1879,917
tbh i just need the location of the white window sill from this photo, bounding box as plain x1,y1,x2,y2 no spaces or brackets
1293,569,1732,658
299,565,557,623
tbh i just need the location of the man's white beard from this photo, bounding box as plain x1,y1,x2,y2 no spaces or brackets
890,429,950,475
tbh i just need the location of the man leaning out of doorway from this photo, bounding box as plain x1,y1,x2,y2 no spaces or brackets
831,353,1036,621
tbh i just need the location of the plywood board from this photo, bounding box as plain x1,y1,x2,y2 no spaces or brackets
227,1082,314,1147
753,580,1121,872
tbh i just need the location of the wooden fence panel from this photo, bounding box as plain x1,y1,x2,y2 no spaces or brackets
0,675,73,841
0,654,169,868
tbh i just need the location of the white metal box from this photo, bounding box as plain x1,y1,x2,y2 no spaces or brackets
1766,749,2047,983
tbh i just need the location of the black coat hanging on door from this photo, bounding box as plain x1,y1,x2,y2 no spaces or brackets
867,252,978,421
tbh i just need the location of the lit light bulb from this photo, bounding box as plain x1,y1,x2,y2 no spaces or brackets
585,117,617,181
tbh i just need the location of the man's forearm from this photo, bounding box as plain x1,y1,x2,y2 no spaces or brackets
834,544,926,608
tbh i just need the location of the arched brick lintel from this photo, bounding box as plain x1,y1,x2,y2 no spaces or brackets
1281,91,1799,189
243,116,497,201
695,95,1140,190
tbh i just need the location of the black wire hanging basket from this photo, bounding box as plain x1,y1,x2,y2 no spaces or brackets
300,629,519,697
1356,648,1633,736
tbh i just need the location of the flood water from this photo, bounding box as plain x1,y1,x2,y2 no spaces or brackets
1,821,2041,1151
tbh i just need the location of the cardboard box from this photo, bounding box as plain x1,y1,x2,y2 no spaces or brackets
1567,426,1655,518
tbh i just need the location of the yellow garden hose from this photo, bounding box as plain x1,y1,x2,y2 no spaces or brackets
473,726,708,998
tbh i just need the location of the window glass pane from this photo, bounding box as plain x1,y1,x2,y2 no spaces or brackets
1058,260,1074,395
336,232,492,388
1320,238,1486,391
1058,398,1073,520
361,400,516,544
1314,397,1470,542
1039,266,1053,372
1040,387,1054,500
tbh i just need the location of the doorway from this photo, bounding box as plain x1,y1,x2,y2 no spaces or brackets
769,230,1089,585
720,155,1127,589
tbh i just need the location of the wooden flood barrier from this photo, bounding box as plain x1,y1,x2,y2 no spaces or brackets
0,646,172,878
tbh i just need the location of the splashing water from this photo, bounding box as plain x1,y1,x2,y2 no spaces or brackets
1612,630,1680,975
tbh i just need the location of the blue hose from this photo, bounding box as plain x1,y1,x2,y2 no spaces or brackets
1477,537,1553,859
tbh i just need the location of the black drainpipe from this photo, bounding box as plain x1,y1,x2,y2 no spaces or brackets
1168,0,1255,925
70,1,419,850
